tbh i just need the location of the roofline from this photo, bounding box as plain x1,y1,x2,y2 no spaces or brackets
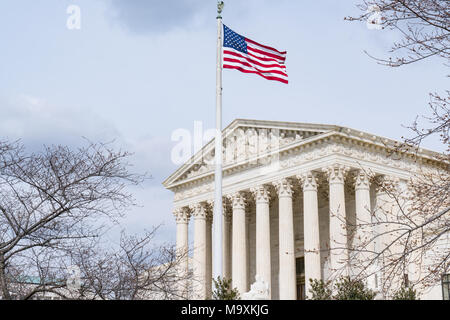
162,119,444,188
162,119,337,187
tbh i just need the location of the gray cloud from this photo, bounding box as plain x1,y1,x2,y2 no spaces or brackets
107,0,208,34
0,93,176,244
0,94,178,186
0,94,121,151
122,135,177,187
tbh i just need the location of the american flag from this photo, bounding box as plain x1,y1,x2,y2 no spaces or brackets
222,24,288,84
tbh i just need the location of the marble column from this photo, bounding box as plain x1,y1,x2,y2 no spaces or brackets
324,164,349,278
228,192,248,295
205,208,213,299
373,176,389,296
390,178,406,295
208,199,231,284
273,178,296,300
191,203,208,300
245,205,252,290
399,180,418,286
251,185,272,298
222,200,232,281
374,175,396,253
173,207,190,299
353,170,372,279
299,172,322,297
374,175,399,297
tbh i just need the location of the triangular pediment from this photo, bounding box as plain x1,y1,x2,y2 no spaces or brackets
163,119,445,192
163,119,338,188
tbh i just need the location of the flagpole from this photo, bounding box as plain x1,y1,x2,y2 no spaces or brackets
213,1,224,283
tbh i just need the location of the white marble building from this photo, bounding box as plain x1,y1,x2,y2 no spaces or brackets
163,119,448,300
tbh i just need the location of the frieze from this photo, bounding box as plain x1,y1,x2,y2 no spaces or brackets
172,135,438,202
176,127,322,183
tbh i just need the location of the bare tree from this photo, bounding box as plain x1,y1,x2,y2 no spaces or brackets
0,139,187,300
345,170,449,298
399,91,449,157
68,228,191,300
337,90,449,299
346,0,449,67
346,0,449,157
342,1,449,298
331,89,449,297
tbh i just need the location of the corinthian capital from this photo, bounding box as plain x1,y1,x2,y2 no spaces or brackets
189,202,209,220
173,207,190,224
227,192,247,210
323,163,349,184
250,185,271,203
298,171,318,192
373,174,400,194
273,178,294,198
206,197,231,216
204,200,214,223
354,170,370,190
224,208,232,222
222,198,232,221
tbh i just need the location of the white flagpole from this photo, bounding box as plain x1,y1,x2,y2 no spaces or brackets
213,1,224,282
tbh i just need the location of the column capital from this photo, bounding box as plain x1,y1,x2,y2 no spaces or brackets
223,200,232,222
189,202,210,220
204,201,214,223
373,174,400,195
323,163,349,185
206,199,214,209
298,171,318,192
354,170,371,190
227,192,247,210
224,211,232,222
173,207,190,223
250,185,271,203
245,208,253,222
207,197,233,221
273,178,294,198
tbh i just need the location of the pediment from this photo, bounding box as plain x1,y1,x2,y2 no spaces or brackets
163,119,446,193
163,119,336,188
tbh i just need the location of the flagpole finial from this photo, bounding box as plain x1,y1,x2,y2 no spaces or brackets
217,1,224,19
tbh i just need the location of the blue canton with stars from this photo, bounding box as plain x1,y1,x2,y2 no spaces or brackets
223,25,248,54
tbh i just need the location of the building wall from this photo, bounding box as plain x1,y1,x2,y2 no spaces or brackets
168,121,449,300
244,186,358,299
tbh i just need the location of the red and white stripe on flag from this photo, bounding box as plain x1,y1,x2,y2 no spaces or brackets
222,24,288,84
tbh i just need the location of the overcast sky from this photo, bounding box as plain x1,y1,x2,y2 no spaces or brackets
1,0,448,246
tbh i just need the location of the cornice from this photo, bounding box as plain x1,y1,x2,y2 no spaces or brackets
162,119,333,188
164,120,446,192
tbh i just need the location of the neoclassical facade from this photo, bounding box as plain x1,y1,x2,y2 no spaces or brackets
163,119,448,300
